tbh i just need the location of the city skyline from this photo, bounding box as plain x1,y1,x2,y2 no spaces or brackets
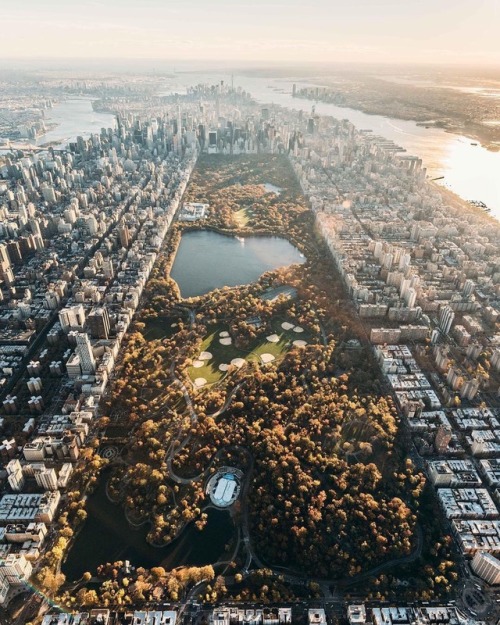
2,3,500,620
1,0,500,66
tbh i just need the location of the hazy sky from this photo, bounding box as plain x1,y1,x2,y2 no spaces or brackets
2,0,500,65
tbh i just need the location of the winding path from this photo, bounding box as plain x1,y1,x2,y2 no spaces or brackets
166,379,243,484
165,366,425,601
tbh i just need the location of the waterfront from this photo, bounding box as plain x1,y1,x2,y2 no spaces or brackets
36,98,115,147
171,72,500,220
170,230,305,298
14,77,500,219
242,76,500,220
62,475,234,581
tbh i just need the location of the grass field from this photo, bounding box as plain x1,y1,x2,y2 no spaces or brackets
187,318,315,388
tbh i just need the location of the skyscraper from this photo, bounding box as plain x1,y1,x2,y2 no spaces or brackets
119,221,130,248
0,244,14,286
102,258,114,280
75,333,95,374
435,425,452,454
438,305,455,335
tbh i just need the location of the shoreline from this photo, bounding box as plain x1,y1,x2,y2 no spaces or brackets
429,180,500,226
292,93,500,154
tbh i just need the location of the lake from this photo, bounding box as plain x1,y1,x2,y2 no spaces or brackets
170,230,305,298
62,474,234,581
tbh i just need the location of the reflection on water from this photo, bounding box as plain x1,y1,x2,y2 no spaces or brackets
170,230,305,298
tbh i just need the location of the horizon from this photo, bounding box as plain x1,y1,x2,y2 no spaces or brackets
3,58,500,76
1,0,499,66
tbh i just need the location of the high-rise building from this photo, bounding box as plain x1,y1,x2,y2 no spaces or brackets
87,307,110,339
119,221,130,248
405,287,417,309
6,241,22,265
0,244,11,267
0,554,32,605
398,254,411,270
208,131,217,147
34,467,58,491
86,215,98,235
447,366,464,391
438,305,455,335
75,333,95,374
461,378,480,400
6,459,25,492
102,258,114,280
0,243,14,285
462,279,475,297
29,218,42,238
471,552,500,584
434,346,450,373
492,349,500,371
0,570,8,605
41,184,56,204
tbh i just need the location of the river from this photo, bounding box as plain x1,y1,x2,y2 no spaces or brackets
36,98,115,148
170,230,305,298
169,72,500,221
21,76,500,220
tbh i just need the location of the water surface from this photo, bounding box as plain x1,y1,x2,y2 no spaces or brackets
62,474,234,580
37,99,115,147
170,230,305,298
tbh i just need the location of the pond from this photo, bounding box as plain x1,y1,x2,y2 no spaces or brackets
263,183,282,195
170,230,305,298
62,474,235,581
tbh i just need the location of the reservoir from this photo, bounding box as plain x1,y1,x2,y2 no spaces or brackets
62,474,234,581
170,230,305,298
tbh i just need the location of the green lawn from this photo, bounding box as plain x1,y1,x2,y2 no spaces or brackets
187,326,243,385
248,332,290,363
187,318,316,388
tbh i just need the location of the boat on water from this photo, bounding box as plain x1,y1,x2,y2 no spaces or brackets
468,200,490,212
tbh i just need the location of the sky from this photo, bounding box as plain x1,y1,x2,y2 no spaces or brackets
1,0,500,66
